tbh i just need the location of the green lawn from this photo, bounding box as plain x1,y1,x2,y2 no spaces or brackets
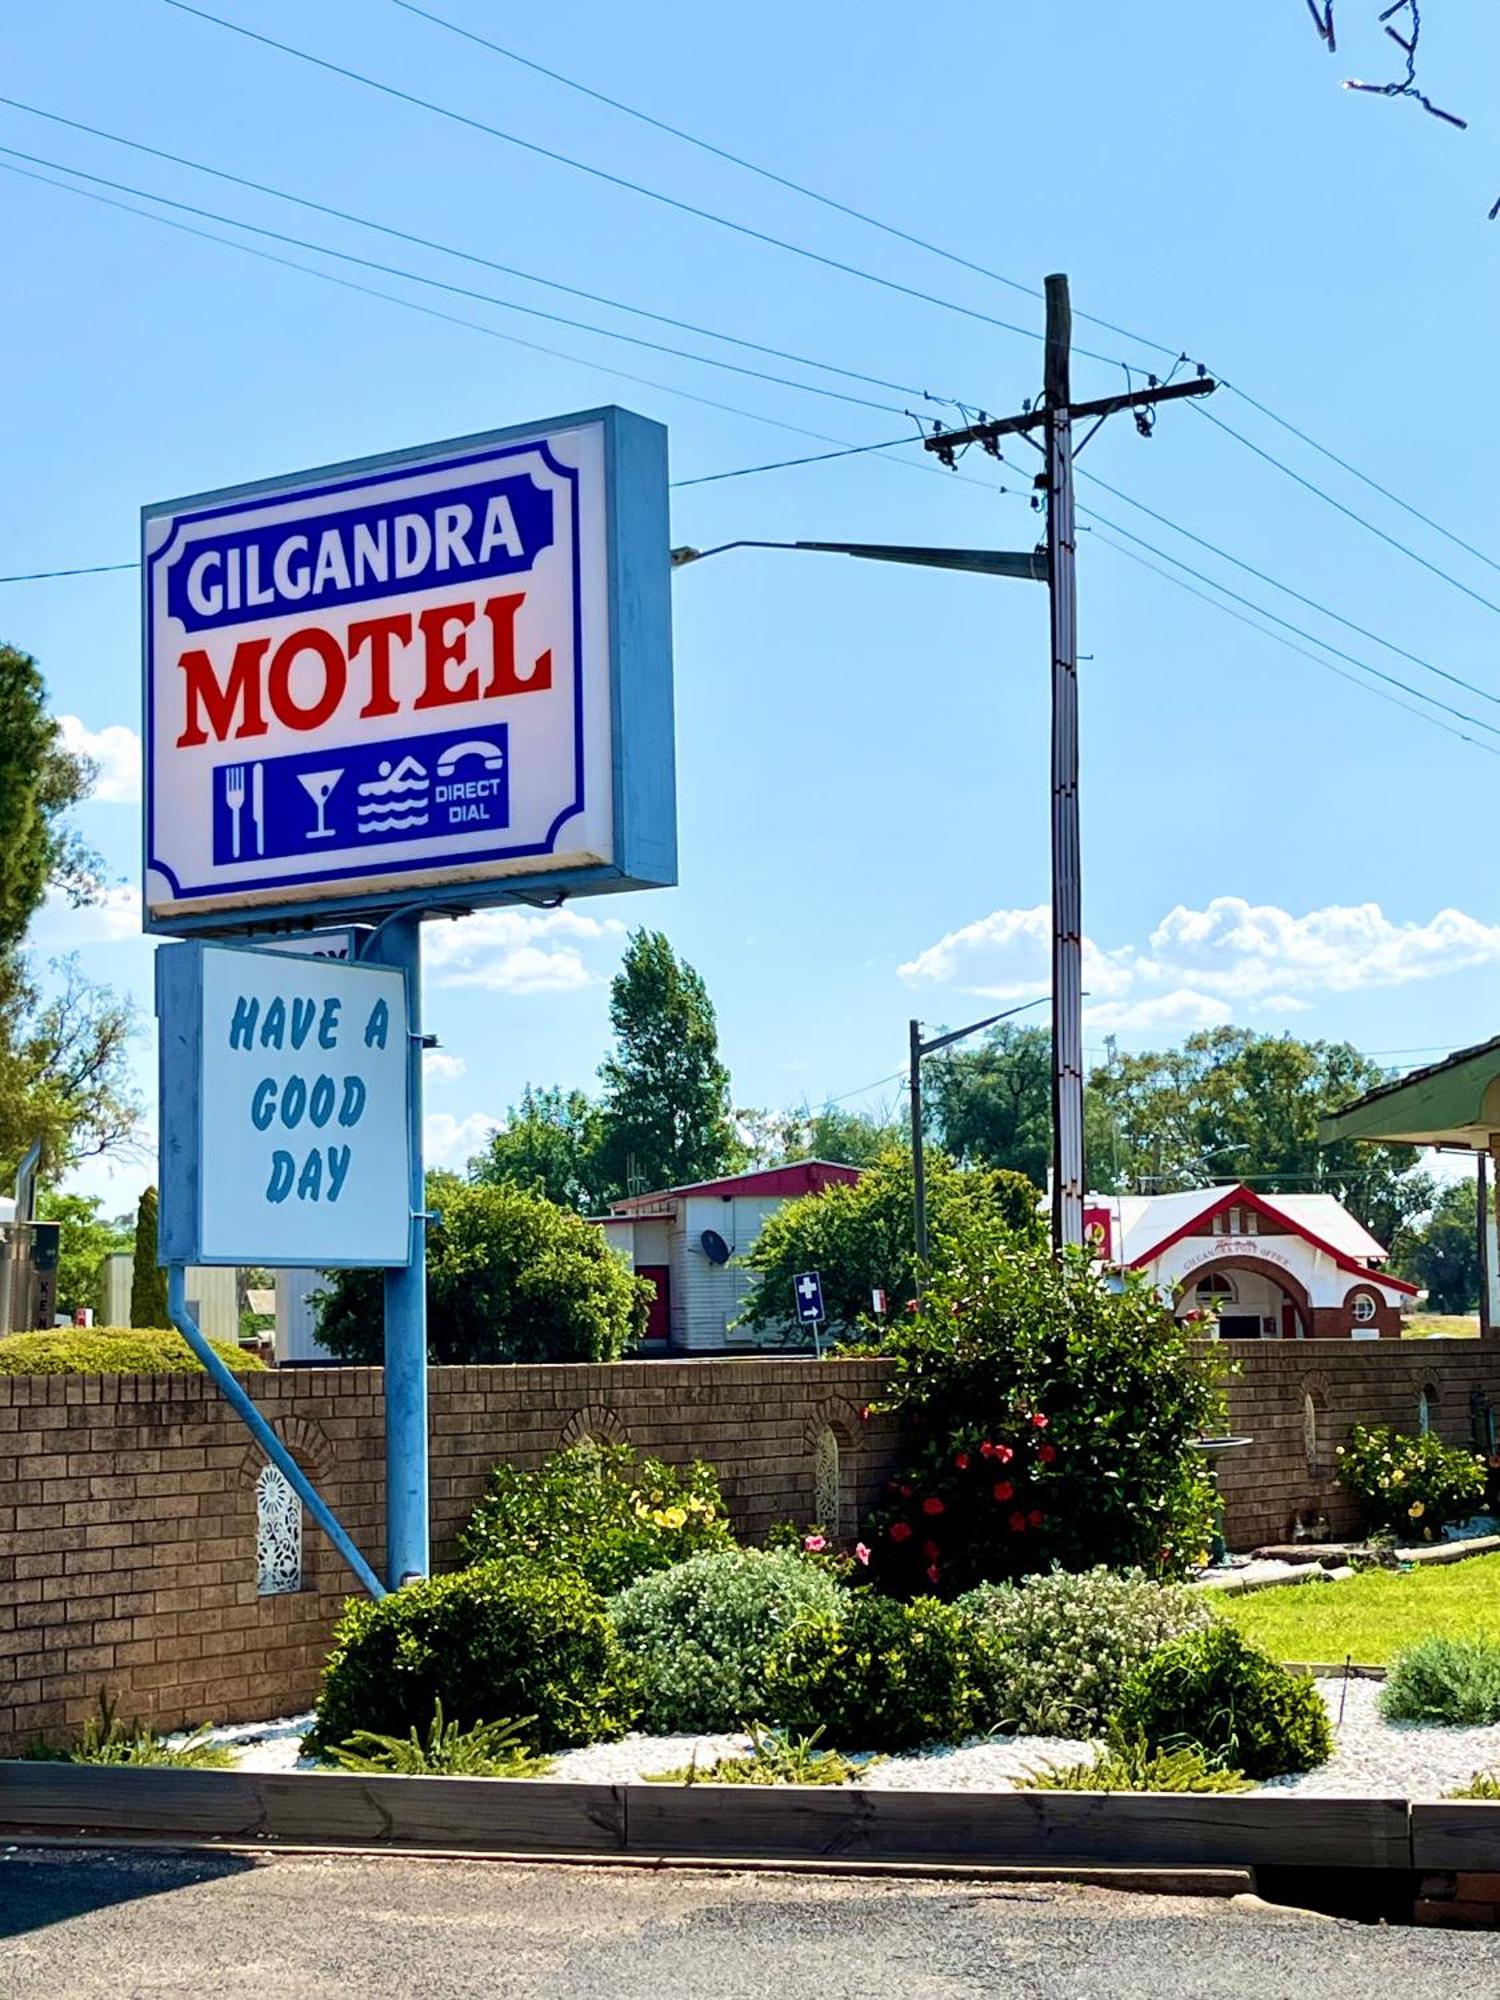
1221,1553,1500,1665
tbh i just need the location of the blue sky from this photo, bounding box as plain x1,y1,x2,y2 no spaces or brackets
5,0,1500,1208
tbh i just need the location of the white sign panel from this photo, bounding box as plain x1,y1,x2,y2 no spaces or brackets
143,407,674,932
157,942,411,1268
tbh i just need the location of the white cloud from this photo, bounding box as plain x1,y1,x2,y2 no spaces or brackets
37,883,142,943
424,1110,501,1166
58,716,141,804
423,1049,467,1083
900,894,1500,1030
424,906,624,994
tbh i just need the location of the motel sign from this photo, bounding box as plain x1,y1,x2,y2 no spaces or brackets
142,407,676,932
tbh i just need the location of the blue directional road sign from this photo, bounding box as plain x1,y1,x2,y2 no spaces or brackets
793,1270,825,1325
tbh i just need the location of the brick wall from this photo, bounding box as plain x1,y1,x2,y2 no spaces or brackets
3,1340,1498,1754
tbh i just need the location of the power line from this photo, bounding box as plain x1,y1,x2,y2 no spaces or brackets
0,94,963,415
0,559,137,584
1190,399,1500,620
1088,524,1500,759
0,140,925,421
1077,501,1500,742
1076,463,1500,713
388,0,1179,367
160,0,1132,367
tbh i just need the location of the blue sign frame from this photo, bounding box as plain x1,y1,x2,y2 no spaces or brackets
142,405,675,935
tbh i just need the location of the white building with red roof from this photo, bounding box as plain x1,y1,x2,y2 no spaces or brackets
1084,1181,1417,1339
598,1161,861,1352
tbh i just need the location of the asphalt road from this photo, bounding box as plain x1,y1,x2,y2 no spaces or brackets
4,1847,1498,1999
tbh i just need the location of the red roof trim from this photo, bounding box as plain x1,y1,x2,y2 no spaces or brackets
610,1160,861,1211
1127,1184,1419,1297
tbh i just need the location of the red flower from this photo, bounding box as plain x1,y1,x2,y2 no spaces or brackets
923,1538,941,1560
1038,1442,1058,1465
979,1441,994,1460
926,1563,941,1584
890,1520,913,1543
899,1484,913,1499
954,1452,970,1471
1008,1509,1028,1533
1028,1508,1045,1528
1031,1412,1049,1431
993,1480,1014,1503
992,1443,1014,1465
858,1405,873,1423
904,1299,920,1315
922,1495,945,1517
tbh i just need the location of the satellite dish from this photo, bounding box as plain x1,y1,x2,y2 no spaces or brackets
700,1228,731,1266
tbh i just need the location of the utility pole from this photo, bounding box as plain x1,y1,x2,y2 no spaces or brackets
909,1018,928,1268
923,274,1215,1249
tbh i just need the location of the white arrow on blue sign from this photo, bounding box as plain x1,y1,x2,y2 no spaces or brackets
793,1270,824,1324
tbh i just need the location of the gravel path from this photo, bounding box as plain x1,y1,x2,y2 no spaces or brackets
201,1681,1500,1797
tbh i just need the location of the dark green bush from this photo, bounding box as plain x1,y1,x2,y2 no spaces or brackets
460,1441,734,1595
0,1328,265,1375
306,1563,640,1755
609,1547,844,1732
864,1228,1223,1593
763,1592,1000,1750
1380,1636,1500,1726
1113,1623,1332,1780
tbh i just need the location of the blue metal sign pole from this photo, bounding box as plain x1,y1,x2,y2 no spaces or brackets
363,911,430,1587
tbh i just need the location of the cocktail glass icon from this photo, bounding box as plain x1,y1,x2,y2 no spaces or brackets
297,767,343,840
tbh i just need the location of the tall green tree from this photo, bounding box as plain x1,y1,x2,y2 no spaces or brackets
757,1101,907,1169
1087,1028,1431,1248
927,1024,1053,1187
0,642,99,951
1393,1179,1482,1315
596,929,742,1197
129,1186,169,1328
470,1084,610,1213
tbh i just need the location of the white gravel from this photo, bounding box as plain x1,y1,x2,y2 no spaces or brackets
202,1680,1500,1798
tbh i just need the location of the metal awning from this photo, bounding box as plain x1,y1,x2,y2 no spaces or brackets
1320,1034,1500,1150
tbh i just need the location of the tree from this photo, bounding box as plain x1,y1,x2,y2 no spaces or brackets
0,642,99,952
0,954,141,1184
35,1190,132,1319
736,1149,1044,1340
927,1024,1053,1187
1087,1028,1431,1248
757,1102,907,1169
595,930,742,1197
315,1174,651,1364
470,1084,610,1212
129,1186,169,1329
1394,1179,1482,1315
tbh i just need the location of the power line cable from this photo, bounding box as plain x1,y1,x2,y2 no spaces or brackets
1075,463,1500,713
1088,524,1500,760
388,0,1179,366
1077,500,1500,741
160,0,1131,367
0,94,962,413
0,139,924,420
1190,399,1500,619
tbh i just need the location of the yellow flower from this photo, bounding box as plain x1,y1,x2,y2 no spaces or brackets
1391,1470,1405,1485
1408,1501,1425,1519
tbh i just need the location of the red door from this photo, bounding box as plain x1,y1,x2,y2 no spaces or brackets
1282,1300,1298,1340
638,1266,670,1345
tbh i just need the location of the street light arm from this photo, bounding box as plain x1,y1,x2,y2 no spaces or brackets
917,992,1052,1058
671,540,1047,580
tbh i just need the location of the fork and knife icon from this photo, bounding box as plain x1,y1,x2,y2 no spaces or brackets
225,763,265,859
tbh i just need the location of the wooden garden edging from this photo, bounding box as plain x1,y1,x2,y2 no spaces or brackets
0,1760,1418,1870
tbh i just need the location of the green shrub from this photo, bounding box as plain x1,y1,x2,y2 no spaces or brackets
1380,1636,1500,1726
321,1701,554,1777
958,1567,1214,1736
314,1174,651,1364
1016,1728,1252,1794
1448,1770,1500,1800
645,1724,873,1788
0,1328,265,1375
1336,1424,1486,1541
28,1694,234,1768
864,1231,1222,1593
306,1563,640,1755
609,1547,844,1732
461,1441,734,1595
1114,1623,1332,1780
763,1592,999,1750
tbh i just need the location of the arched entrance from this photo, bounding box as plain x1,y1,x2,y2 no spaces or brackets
1176,1254,1313,1340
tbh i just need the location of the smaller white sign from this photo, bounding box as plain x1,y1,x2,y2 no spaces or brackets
158,942,411,1268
